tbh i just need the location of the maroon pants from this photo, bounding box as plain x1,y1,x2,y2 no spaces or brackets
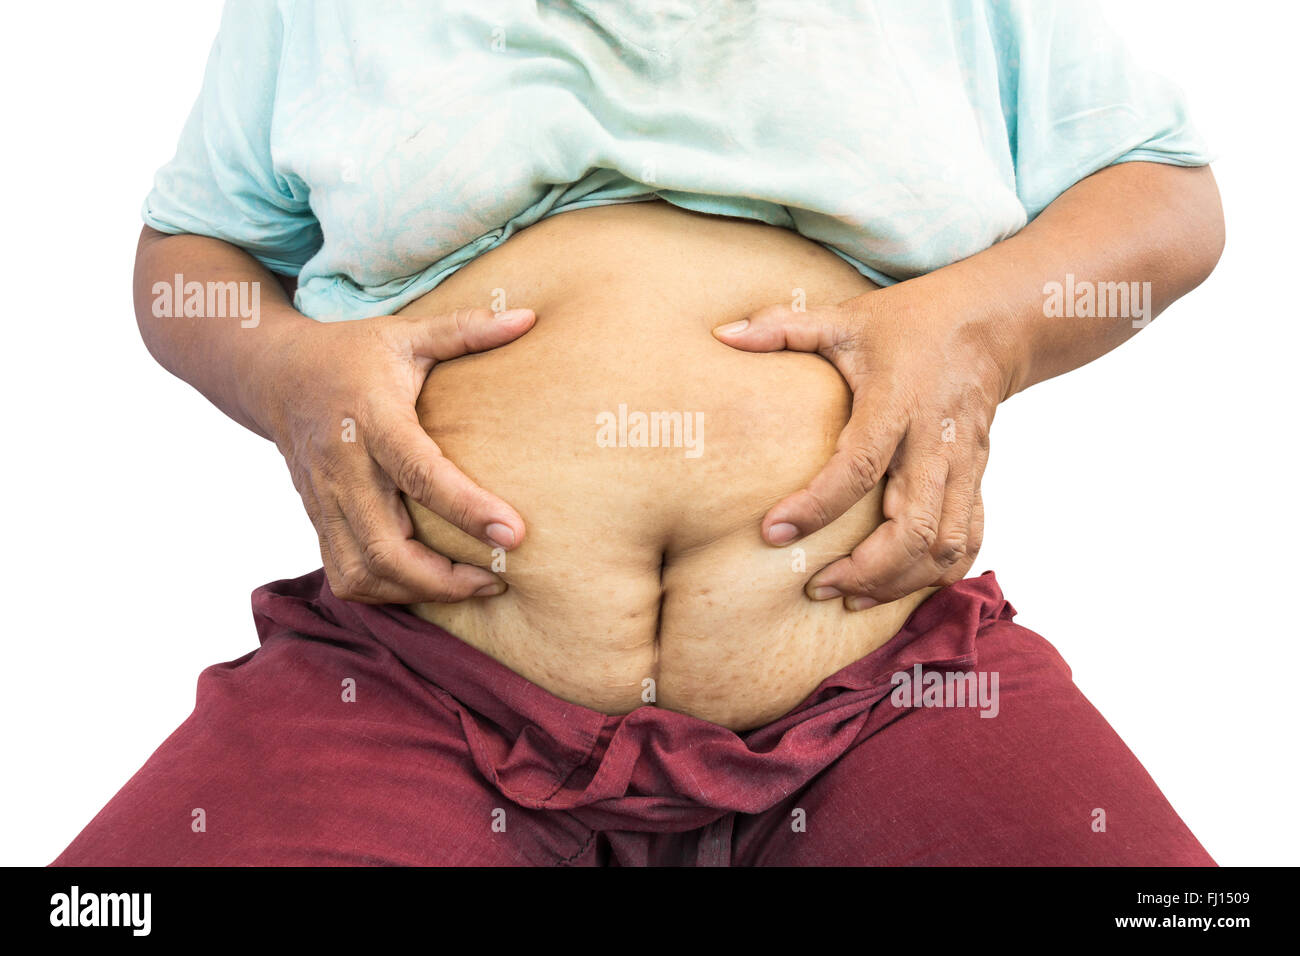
52,570,1213,866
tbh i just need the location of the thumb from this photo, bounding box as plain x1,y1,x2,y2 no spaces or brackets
711,302,849,354
408,307,536,362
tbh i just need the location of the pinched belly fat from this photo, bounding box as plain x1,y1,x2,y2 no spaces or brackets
400,200,935,731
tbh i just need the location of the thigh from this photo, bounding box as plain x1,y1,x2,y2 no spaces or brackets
735,618,1214,866
51,632,592,866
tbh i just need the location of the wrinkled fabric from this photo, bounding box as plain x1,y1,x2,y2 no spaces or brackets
52,570,1213,866
142,0,1212,320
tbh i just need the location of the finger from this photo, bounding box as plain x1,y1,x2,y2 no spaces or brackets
966,489,986,566
931,426,989,586
930,463,979,587
405,306,535,363
807,449,950,606
316,502,389,602
711,303,851,355
317,530,350,600
327,490,502,604
763,401,905,544
286,450,414,603
292,475,348,585
366,414,524,550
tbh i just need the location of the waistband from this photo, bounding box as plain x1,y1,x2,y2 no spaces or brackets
251,568,1016,832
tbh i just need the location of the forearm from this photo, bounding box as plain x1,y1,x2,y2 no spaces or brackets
133,226,315,439
894,162,1225,399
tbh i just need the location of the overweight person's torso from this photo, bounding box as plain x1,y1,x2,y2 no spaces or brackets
399,200,936,731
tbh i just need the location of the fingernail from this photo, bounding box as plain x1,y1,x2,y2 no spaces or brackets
767,522,799,545
714,319,749,336
485,522,516,548
810,586,842,600
494,308,532,322
473,582,505,598
846,596,879,612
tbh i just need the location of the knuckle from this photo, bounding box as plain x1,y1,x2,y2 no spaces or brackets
393,450,435,501
449,307,476,336
897,510,941,560
361,538,402,578
803,492,836,531
844,443,888,496
441,487,480,531
932,529,969,568
854,577,904,604
837,559,882,597
333,564,376,600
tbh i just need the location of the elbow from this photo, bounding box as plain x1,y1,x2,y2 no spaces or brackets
1186,164,1226,291
133,226,176,369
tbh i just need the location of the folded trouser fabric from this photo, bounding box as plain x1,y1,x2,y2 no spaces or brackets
52,569,1213,866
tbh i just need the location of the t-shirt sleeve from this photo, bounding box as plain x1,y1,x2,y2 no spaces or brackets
985,0,1215,221
141,0,320,275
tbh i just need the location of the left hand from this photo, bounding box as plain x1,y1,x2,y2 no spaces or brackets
712,281,1014,610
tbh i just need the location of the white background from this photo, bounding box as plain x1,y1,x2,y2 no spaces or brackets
0,1,1294,866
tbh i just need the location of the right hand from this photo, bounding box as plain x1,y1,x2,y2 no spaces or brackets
251,306,537,604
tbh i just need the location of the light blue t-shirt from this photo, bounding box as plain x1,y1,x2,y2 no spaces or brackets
143,0,1213,321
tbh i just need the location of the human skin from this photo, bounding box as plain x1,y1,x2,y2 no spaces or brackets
715,161,1225,609
133,162,1222,607
133,228,533,603
398,199,943,728
389,167,1219,728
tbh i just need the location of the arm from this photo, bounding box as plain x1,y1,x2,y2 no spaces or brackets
942,161,1225,399
133,225,536,604
133,226,311,439
714,160,1224,607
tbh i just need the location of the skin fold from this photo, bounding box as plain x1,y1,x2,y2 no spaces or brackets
717,162,1225,608
399,200,938,728
131,162,1222,727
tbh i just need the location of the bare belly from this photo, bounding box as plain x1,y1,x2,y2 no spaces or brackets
400,200,936,731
